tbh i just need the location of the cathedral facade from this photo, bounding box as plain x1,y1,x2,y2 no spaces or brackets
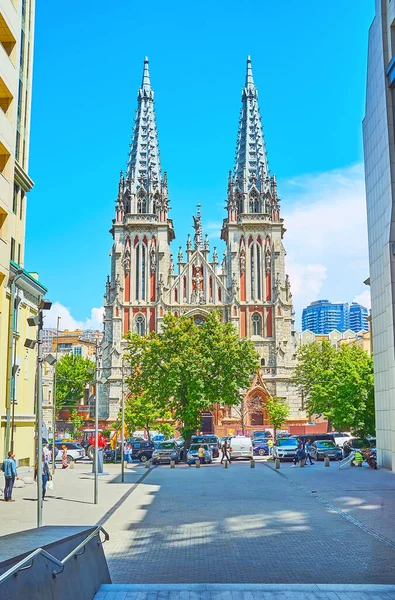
100,57,304,433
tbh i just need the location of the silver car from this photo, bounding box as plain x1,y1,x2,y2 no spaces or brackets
272,438,298,461
152,441,180,465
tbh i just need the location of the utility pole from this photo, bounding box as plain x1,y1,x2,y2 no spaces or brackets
121,355,125,483
94,341,100,504
52,316,61,474
36,310,44,527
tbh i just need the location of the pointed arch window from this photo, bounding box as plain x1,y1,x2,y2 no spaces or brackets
141,245,146,300
256,244,261,300
138,191,147,214
252,313,262,336
250,244,255,298
249,193,259,213
135,245,140,300
136,315,145,336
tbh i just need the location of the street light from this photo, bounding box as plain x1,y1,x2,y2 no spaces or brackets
52,316,61,474
25,299,52,528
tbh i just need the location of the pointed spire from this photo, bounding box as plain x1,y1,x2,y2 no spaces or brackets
141,56,151,91
126,57,163,200
232,56,268,195
245,55,255,89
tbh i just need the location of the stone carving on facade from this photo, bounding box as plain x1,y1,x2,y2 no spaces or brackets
204,234,209,251
187,234,192,250
150,244,157,273
123,245,131,273
212,247,218,264
240,243,246,274
193,204,203,250
265,247,271,273
231,272,238,297
285,274,290,301
169,256,174,275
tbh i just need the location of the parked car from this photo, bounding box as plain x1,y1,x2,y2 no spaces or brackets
129,440,155,462
191,435,220,458
331,432,353,448
151,441,180,465
272,437,298,461
50,442,85,464
229,436,253,460
253,440,269,456
310,441,342,461
186,444,213,465
296,434,339,446
252,430,272,440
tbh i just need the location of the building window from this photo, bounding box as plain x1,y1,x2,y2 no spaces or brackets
250,244,255,298
73,346,82,356
260,357,265,366
20,191,24,220
0,207,6,240
17,243,21,265
252,313,262,336
142,244,146,300
136,315,145,336
135,245,140,300
10,237,15,261
256,244,261,300
13,183,19,213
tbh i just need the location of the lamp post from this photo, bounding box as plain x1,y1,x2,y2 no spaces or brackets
25,299,52,528
52,316,61,474
121,355,126,483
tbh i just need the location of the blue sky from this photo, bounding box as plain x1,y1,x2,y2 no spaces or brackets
26,0,375,329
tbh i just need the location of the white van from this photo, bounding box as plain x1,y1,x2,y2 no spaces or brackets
229,436,253,460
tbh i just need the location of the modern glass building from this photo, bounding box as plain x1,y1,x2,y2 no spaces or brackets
302,300,368,334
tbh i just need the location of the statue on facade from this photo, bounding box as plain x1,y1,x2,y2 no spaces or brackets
240,244,246,274
265,247,271,273
192,204,203,250
123,245,131,274
150,244,156,273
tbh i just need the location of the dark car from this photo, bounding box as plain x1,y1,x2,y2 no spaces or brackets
129,440,154,462
297,434,338,445
191,435,220,458
253,440,269,456
343,437,376,457
310,441,342,461
152,441,180,465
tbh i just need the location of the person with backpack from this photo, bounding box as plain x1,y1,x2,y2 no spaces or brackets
2,451,18,502
305,439,314,465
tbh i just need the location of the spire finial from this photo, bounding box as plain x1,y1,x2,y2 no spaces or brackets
192,204,203,251
246,55,255,88
142,56,151,90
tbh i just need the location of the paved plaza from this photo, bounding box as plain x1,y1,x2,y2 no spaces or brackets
1,458,395,590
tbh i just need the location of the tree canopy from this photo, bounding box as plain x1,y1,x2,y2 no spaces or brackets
124,312,259,441
122,391,173,440
265,396,290,440
55,354,95,410
293,341,375,436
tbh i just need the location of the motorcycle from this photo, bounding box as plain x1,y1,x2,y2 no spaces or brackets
363,449,377,470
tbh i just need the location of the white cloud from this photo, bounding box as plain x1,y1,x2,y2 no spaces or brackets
281,164,369,326
353,289,371,310
44,301,104,331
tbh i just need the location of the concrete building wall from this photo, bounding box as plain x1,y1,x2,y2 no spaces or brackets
363,0,395,470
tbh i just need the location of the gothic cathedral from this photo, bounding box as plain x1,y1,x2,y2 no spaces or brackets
100,57,304,432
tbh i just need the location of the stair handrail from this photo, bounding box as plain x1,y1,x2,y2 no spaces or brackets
0,525,109,586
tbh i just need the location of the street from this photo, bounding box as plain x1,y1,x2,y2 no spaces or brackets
2,458,395,585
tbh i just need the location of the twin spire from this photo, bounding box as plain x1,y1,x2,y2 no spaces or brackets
122,56,270,216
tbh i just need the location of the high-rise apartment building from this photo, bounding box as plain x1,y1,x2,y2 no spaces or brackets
301,300,368,335
0,0,47,465
363,0,395,471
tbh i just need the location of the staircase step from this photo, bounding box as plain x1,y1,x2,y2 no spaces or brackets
95,583,395,600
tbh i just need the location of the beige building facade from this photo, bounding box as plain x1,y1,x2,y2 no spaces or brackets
0,0,47,466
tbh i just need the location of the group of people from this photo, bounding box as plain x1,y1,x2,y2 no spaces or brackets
1,442,70,503
292,438,314,467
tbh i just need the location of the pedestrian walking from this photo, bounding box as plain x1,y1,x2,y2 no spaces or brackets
198,444,205,465
35,457,52,500
221,440,231,464
268,437,273,456
61,445,68,469
2,451,18,502
43,443,51,464
305,439,314,465
292,439,305,467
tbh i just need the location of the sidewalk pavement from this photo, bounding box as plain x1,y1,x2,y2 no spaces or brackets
0,462,148,541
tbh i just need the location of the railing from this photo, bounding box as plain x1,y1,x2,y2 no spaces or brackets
0,525,109,586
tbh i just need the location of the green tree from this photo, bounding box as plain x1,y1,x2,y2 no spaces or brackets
69,408,85,438
122,391,172,440
125,312,259,457
293,342,375,437
56,354,95,411
265,396,290,441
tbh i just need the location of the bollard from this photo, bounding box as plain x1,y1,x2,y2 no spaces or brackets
170,460,175,469
324,455,330,467
223,459,228,469
69,460,74,470
195,459,200,468
275,458,280,469
250,459,255,468
145,460,150,469
300,458,305,468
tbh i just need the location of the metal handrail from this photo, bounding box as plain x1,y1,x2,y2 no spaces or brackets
0,525,109,585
